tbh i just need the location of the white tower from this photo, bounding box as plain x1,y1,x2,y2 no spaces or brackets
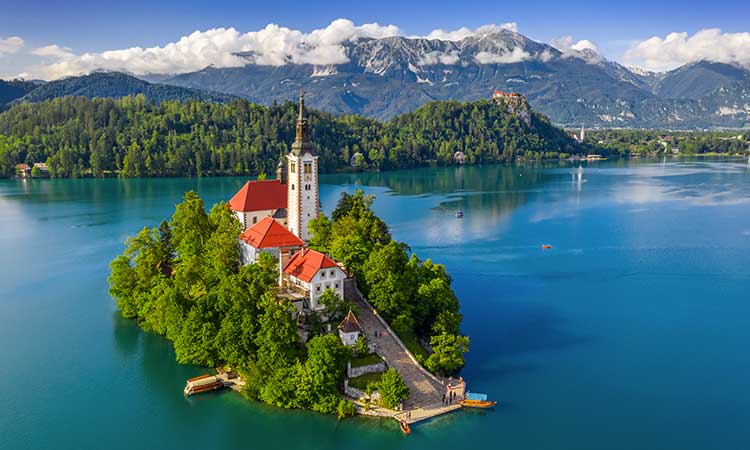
287,93,319,241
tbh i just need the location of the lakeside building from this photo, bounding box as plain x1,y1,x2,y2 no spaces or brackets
239,216,303,266
229,93,345,318
282,247,346,311
228,180,287,230
15,163,31,178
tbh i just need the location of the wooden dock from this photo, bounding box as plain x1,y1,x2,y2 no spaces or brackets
394,402,463,424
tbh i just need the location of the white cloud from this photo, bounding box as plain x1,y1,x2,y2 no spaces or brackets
475,47,530,64
23,20,531,79
29,19,403,80
31,44,75,59
423,23,518,41
417,50,460,66
0,36,24,55
624,28,750,71
551,36,602,63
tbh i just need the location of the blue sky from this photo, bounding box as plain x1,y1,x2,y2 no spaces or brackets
2,0,749,79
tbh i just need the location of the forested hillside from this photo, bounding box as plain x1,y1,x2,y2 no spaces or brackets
0,94,587,178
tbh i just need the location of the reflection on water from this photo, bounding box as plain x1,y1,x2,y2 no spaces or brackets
2,158,750,450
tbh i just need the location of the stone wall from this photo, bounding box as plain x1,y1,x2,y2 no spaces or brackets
347,360,387,378
344,379,380,402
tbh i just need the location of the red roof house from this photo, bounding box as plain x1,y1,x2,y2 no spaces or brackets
228,180,287,212
283,248,339,283
229,180,288,230
241,217,303,249
282,247,347,311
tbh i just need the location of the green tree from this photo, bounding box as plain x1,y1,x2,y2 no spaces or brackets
254,294,299,374
425,333,470,376
376,368,410,409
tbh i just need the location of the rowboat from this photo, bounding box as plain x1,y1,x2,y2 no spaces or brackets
399,420,411,435
460,392,497,408
542,244,552,250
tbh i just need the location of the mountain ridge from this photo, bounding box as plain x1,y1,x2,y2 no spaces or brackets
161,31,750,128
5,31,750,129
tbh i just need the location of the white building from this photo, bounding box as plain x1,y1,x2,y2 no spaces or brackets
287,93,319,242
228,179,287,231
338,311,363,346
239,216,304,266
282,247,346,311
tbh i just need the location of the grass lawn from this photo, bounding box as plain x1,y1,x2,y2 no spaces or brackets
351,353,383,368
395,328,431,363
348,371,384,390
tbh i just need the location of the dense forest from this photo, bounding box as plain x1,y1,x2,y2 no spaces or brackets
0,94,586,178
109,190,463,415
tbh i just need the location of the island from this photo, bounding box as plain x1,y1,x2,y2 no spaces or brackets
108,95,470,423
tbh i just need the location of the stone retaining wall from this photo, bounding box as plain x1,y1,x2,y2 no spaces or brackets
344,379,380,401
347,360,387,378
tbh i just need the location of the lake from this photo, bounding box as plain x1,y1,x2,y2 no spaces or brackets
1,159,749,450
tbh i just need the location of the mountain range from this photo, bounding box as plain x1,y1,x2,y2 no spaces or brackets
0,72,235,108
3,29,750,129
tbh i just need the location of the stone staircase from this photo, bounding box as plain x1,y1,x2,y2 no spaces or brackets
344,279,450,415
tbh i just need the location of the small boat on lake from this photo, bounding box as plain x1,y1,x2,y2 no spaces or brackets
184,374,225,396
542,244,552,250
455,211,464,218
399,419,411,435
460,392,497,409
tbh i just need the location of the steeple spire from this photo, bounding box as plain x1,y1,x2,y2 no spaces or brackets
298,91,305,121
291,91,314,156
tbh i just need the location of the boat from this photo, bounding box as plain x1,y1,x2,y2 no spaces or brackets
184,374,225,396
542,244,552,250
399,419,411,435
455,211,464,218
460,392,497,409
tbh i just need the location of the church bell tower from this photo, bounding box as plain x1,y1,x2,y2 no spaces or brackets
287,93,319,241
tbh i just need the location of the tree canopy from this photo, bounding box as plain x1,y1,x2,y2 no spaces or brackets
309,189,470,374
0,95,587,178
108,191,350,414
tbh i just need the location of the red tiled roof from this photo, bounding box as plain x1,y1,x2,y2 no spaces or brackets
228,180,287,212
241,217,304,249
283,248,339,283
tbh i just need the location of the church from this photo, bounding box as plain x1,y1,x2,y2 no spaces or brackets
229,94,346,312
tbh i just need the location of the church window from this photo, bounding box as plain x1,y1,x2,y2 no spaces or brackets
291,184,295,190
316,284,321,292
330,270,335,276
253,216,257,224
321,271,326,278
290,162,296,172
304,162,312,173
335,282,339,289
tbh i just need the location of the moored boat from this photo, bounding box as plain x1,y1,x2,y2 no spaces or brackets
399,419,411,435
455,211,464,218
460,392,497,408
184,374,225,396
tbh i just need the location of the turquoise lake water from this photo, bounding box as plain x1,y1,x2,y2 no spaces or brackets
1,159,749,450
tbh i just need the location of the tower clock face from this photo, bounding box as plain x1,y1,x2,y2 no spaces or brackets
304,174,311,181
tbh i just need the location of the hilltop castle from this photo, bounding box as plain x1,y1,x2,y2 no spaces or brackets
492,90,531,126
